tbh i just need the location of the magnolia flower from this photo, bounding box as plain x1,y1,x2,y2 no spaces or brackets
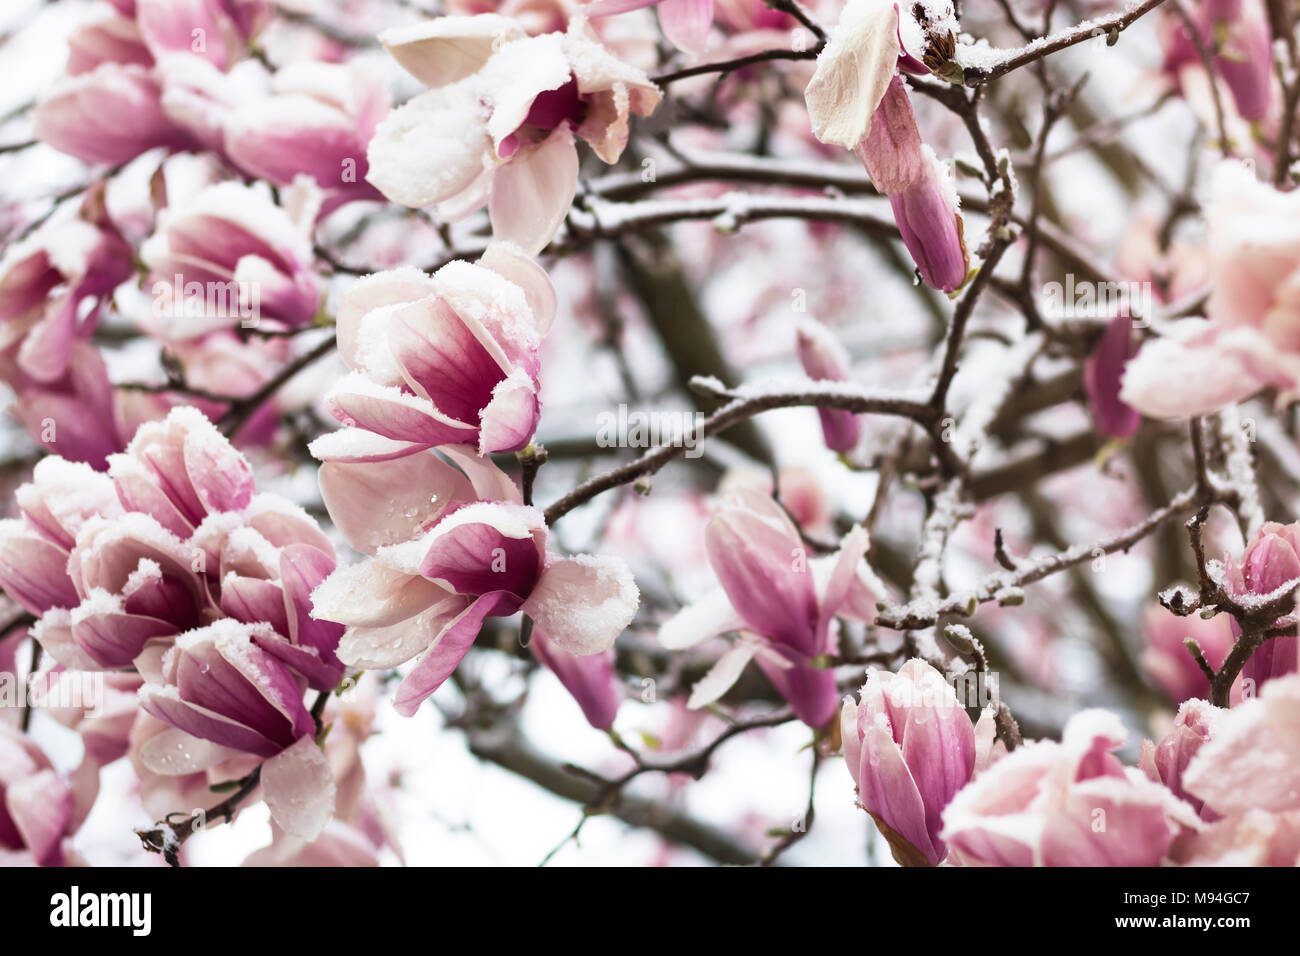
1083,313,1140,438
841,659,998,866
1172,674,1300,864
310,247,555,461
1221,521,1300,691
0,342,126,468
804,0,968,292
35,59,199,165
941,710,1200,866
659,488,881,727
309,449,639,717
1161,0,1273,124
224,61,389,215
138,621,338,840
1140,697,1224,820
1140,603,1235,705
367,15,660,253
0,455,123,621
0,726,81,866
141,178,323,338
1121,163,1300,418
795,320,862,453
0,188,132,383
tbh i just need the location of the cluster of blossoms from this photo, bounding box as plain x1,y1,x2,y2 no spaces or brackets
840,658,1300,867
0,408,346,840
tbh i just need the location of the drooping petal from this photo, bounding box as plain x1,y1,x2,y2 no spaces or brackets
262,733,336,841
488,126,579,257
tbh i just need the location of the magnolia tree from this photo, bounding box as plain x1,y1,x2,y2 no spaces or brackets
0,0,1297,869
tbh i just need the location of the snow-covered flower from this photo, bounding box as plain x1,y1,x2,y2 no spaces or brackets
0,408,343,694
658,488,880,727
366,15,660,253
1221,521,1300,691
1122,163,1300,418
141,178,323,338
1171,675,1300,864
804,0,968,292
309,246,555,460
309,449,639,717
1140,697,1224,820
941,710,1200,866
34,1,268,165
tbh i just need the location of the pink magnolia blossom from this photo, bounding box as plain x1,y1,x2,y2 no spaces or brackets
841,659,996,865
1122,163,1300,418
141,179,323,338
136,0,270,72
309,449,639,717
1173,674,1300,864
0,342,127,468
1220,521,1300,691
366,15,660,253
0,408,343,701
659,488,881,727
1139,697,1224,820
1140,604,1235,704
224,61,389,215
1161,0,1274,123
310,247,555,460
0,726,79,866
34,61,200,166
804,0,968,292
795,319,863,453
138,627,338,841
34,1,268,166
941,710,1200,866
0,189,132,384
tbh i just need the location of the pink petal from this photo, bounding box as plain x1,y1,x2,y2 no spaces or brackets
488,126,579,257
318,454,473,555
657,0,714,55
262,734,336,841
392,592,504,716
